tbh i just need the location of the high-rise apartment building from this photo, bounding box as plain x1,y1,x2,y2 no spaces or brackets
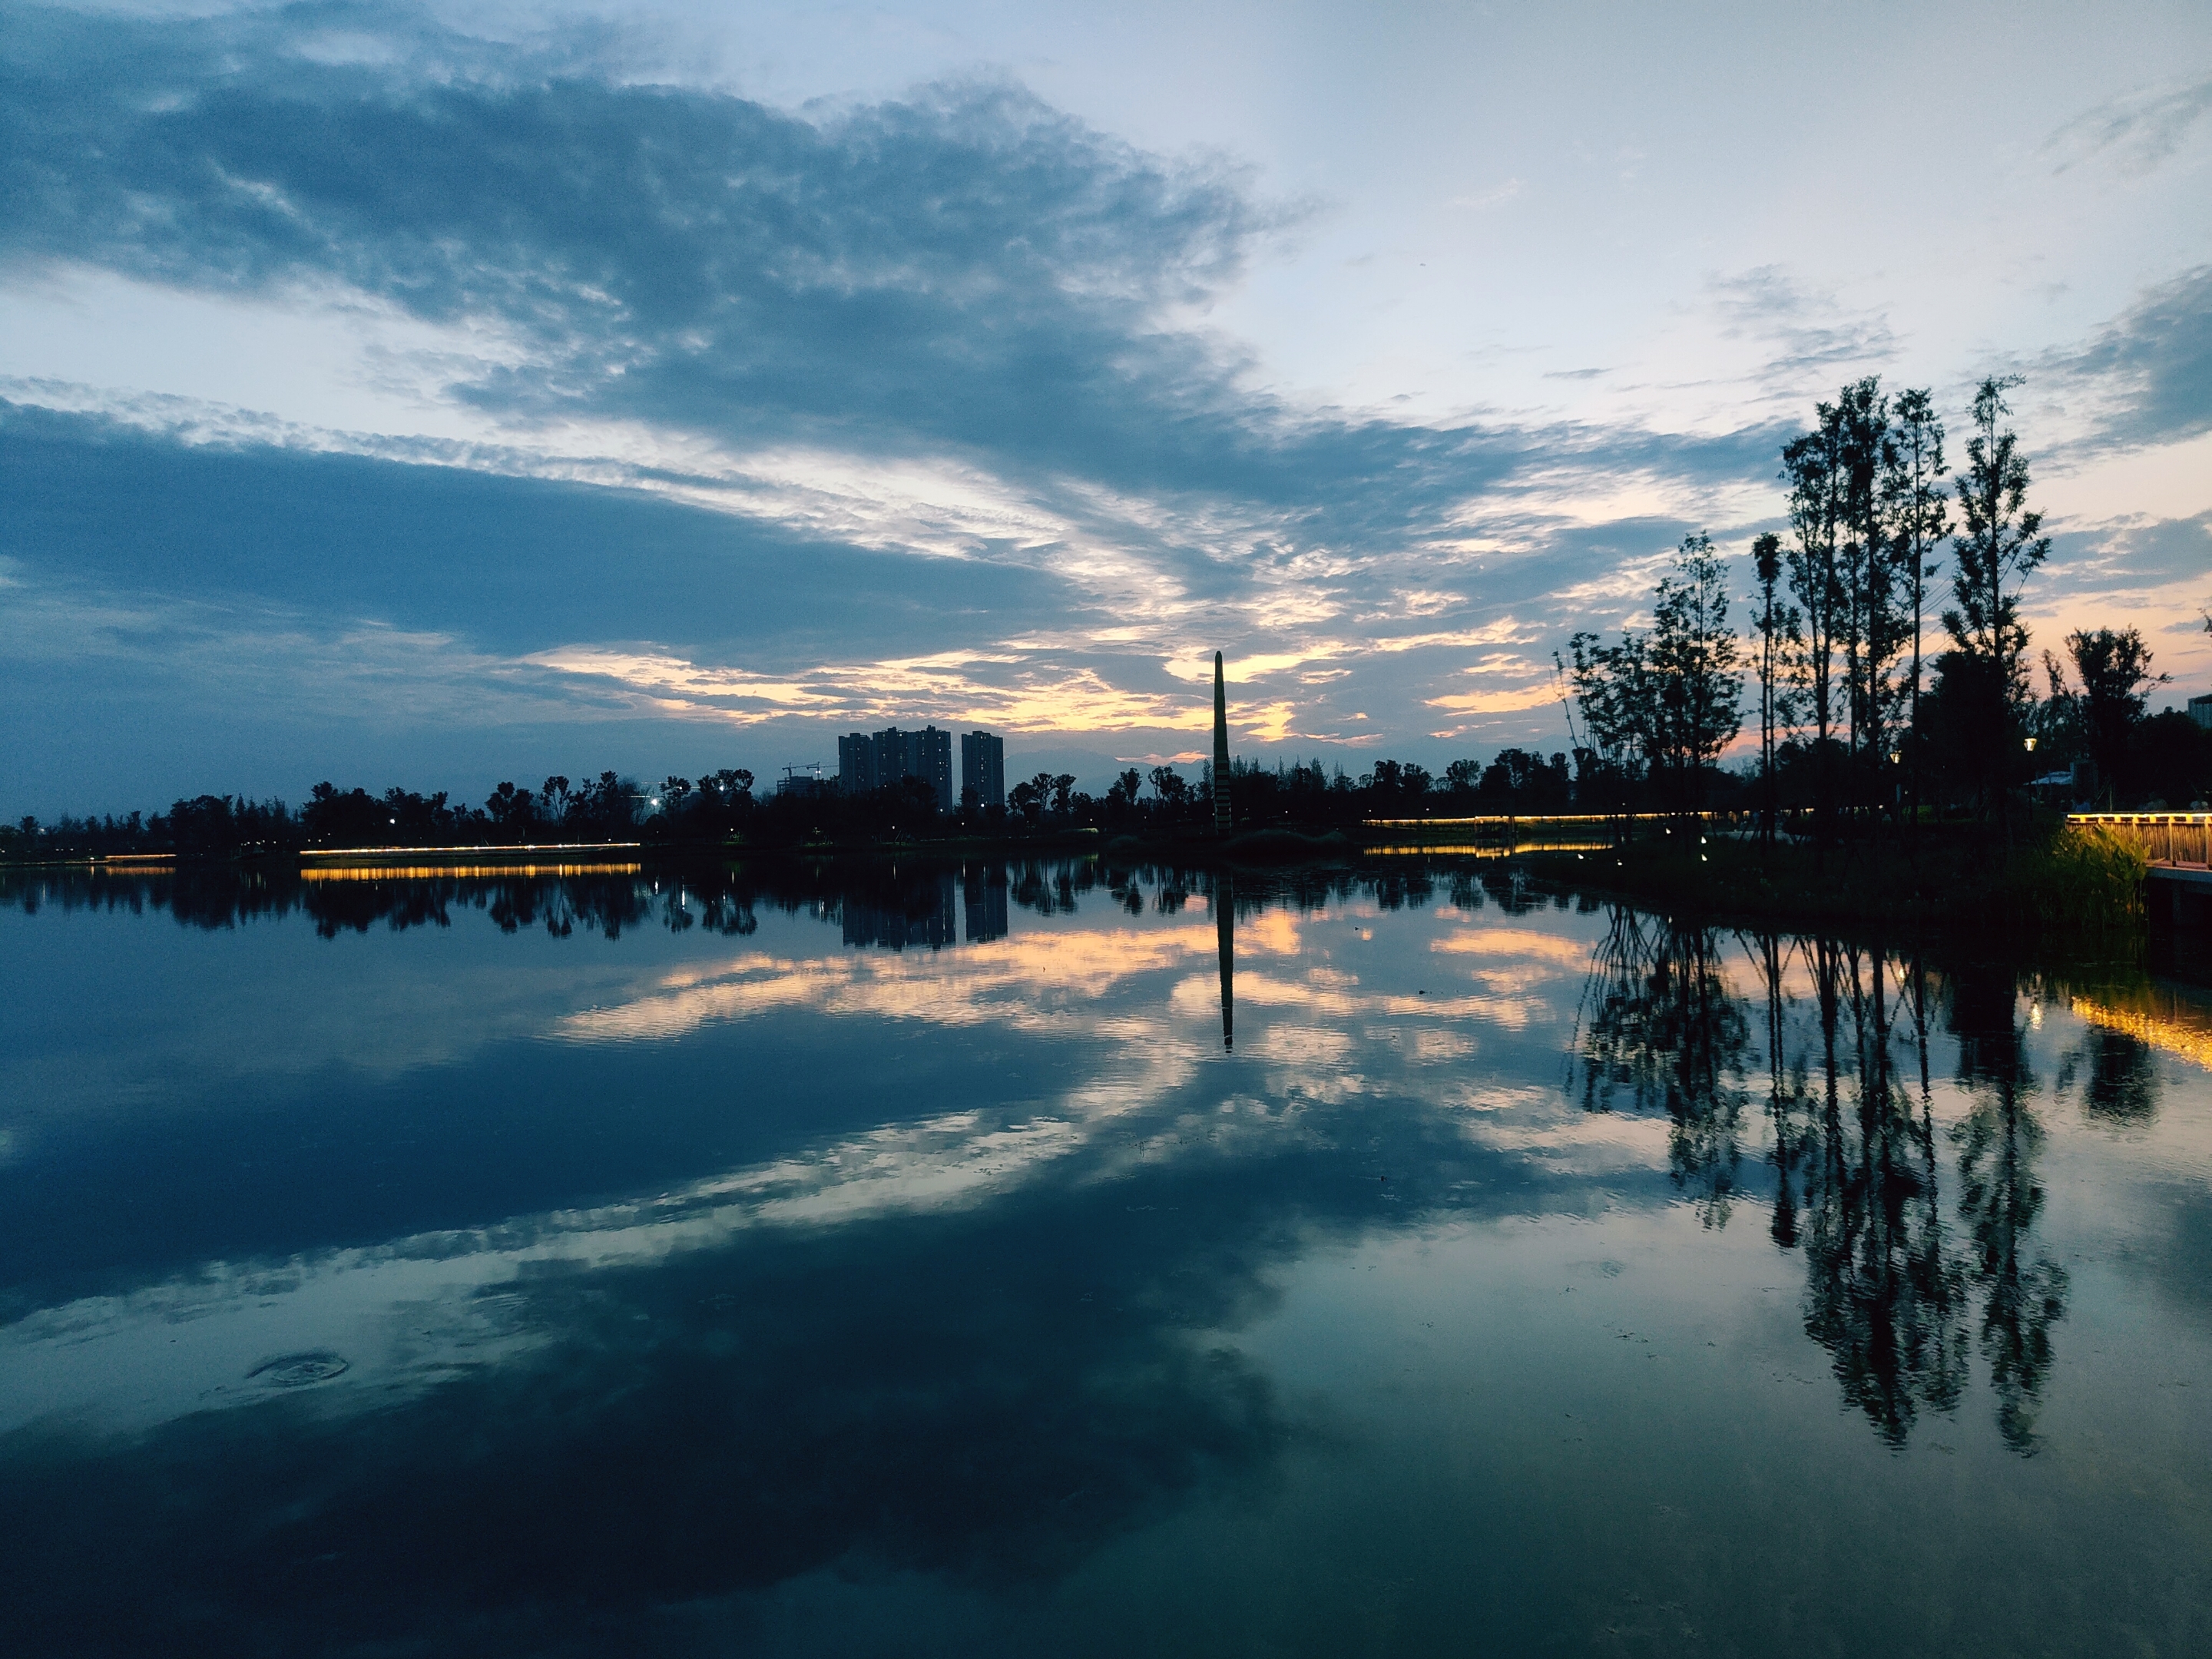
961,729,1005,811
839,726,955,813
836,732,877,793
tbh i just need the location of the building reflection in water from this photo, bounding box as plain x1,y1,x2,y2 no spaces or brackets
839,871,958,952
964,864,1008,944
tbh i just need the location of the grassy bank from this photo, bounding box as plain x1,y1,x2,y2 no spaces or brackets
1514,822,2151,943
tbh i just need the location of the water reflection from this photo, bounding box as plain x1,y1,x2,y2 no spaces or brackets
2062,1025,2161,1124
2,859,2208,1654
1217,873,1235,1050
1786,943,1968,1448
1569,921,2110,1455
1949,960,2071,1452
1571,909,1749,1224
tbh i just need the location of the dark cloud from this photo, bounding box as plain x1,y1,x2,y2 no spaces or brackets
2042,510,2212,592
0,399,1075,664
0,2,1772,538
5,2,1324,496
2042,263,2212,452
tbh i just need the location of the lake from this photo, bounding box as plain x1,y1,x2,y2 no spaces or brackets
2,857,2207,1657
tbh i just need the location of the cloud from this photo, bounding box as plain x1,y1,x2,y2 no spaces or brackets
2045,77,2212,177
2,3,1285,488
1449,177,1523,210
525,643,1214,733
19,1,2177,808
1707,267,1899,397
0,3,1770,538
2039,264,2212,452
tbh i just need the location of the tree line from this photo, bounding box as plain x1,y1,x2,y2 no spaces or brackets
1563,375,2210,839
1,747,1616,862
8,373,2204,867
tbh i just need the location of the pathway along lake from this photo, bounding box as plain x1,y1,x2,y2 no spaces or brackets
2,858,2208,1657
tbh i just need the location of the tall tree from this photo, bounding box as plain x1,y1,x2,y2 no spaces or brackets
1883,389,1949,838
1782,407,1846,847
1565,534,1740,821
2065,627,2166,806
1750,531,1801,846
1564,628,1653,827
1832,378,1898,809
1647,532,1743,810
1944,376,2051,829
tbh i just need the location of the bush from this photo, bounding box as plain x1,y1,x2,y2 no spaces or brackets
2008,823,2148,932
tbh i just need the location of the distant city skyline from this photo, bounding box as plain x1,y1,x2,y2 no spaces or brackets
2,2,2207,815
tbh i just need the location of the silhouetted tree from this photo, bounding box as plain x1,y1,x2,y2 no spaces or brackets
485,781,538,833
1750,533,1799,844
1884,389,1949,836
1563,629,1651,825
1565,534,1740,820
1833,379,1905,810
2065,627,2165,806
1648,531,1743,810
1783,405,1846,846
1944,376,2051,830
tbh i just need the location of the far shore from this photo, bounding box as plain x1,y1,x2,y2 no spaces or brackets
8,812,2195,953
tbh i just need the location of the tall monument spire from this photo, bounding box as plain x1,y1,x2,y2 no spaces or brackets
1211,651,1232,836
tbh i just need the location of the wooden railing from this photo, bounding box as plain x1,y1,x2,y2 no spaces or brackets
2067,813,2212,870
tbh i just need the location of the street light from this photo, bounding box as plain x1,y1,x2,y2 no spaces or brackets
2025,737,2037,753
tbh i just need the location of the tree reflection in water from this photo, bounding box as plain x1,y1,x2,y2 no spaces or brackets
2060,1025,2161,1125
1790,942,1966,1447
1949,962,2071,1452
1575,905,2069,1454
8,862,2090,1458
1573,908,1748,1225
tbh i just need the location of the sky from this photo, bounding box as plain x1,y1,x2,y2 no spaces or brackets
3,0,2209,813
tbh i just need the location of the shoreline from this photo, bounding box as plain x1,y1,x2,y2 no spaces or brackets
6,819,2192,955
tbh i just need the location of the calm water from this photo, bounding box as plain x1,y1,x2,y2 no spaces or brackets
2,859,2208,1657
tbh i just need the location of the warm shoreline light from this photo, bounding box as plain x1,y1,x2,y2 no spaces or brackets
300,841,645,857
1363,813,1720,827
2068,995,2212,1075
301,863,644,881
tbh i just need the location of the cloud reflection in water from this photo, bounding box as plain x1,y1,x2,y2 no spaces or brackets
3,861,2209,1655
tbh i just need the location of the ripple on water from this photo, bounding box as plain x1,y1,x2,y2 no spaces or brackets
247,1351,350,1388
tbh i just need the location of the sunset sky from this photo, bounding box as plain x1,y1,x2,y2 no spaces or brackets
4,0,2208,810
